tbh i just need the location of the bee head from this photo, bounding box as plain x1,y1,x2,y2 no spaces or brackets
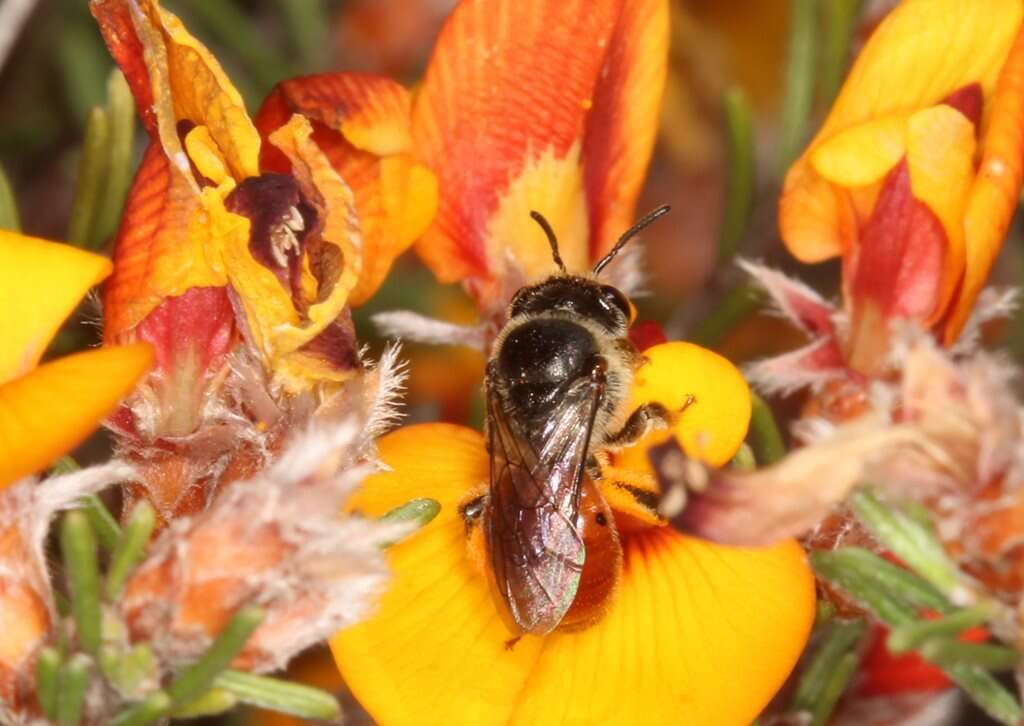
509,277,632,333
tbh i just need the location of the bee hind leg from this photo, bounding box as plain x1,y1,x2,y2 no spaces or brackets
459,493,486,536
604,394,697,449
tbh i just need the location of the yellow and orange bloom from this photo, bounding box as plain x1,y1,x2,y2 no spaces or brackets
778,0,1024,376
0,231,152,488
332,1,815,722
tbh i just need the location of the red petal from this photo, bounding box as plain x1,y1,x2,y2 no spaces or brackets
850,159,947,322
628,320,668,351
944,83,984,129
90,0,157,133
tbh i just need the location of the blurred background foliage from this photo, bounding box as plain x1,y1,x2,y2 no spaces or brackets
0,1,1019,722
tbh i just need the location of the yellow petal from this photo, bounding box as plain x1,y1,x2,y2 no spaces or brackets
0,344,154,488
905,105,976,322
815,0,1021,149
946,27,1024,343
615,342,751,473
0,231,111,382
332,424,545,725
778,160,859,263
183,125,230,187
131,0,261,181
809,114,909,188
510,529,815,725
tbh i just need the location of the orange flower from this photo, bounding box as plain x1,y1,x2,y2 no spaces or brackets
0,232,152,487
410,0,669,309
332,346,814,724
331,1,815,721
779,0,1024,372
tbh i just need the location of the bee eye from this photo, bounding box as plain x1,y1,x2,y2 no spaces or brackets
600,285,632,322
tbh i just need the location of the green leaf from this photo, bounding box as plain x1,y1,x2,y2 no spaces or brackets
67,106,110,249
792,618,866,726
718,87,755,263
0,162,19,232
61,511,102,655
35,647,62,721
106,501,157,600
778,0,818,173
57,654,92,726
216,669,341,721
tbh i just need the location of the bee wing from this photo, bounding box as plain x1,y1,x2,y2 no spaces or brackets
486,367,605,635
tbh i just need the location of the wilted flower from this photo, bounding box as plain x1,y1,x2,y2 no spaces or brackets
90,0,436,519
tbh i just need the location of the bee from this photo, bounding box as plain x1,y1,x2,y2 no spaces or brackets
465,205,675,636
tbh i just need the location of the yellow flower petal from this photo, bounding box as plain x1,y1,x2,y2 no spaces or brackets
905,105,976,322
0,343,154,488
0,231,111,383
947,27,1024,342
780,0,1023,265
333,424,544,725
131,0,261,181
335,424,814,726
510,530,814,725
616,342,751,473
809,114,909,188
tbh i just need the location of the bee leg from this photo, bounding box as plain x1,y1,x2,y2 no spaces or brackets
459,493,486,536
604,402,673,448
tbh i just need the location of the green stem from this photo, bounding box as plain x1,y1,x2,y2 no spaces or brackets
57,654,92,726
165,606,264,706
109,691,171,726
749,393,786,465
688,285,765,349
216,669,342,720
0,162,19,231
718,87,755,264
67,106,110,249
93,70,136,247
106,501,157,600
778,0,818,173
61,511,102,656
729,442,756,471
35,647,62,721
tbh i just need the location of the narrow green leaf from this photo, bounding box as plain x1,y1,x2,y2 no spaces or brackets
50,456,80,476
944,664,1022,725
810,550,917,625
850,488,960,595
93,69,136,245
379,498,442,546
100,643,159,697
166,605,264,706
792,618,865,725
106,501,157,600
887,605,994,653
820,0,863,104
749,393,786,465
812,548,951,616
109,691,171,726
276,0,329,69
67,106,110,249
35,647,62,721
171,687,238,718
718,87,755,263
216,669,341,721
80,494,123,552
61,511,102,655
778,0,818,172
57,654,92,726
0,162,19,232
921,639,1020,672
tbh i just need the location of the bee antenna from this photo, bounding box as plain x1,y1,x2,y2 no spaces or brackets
529,210,567,274
592,204,671,276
